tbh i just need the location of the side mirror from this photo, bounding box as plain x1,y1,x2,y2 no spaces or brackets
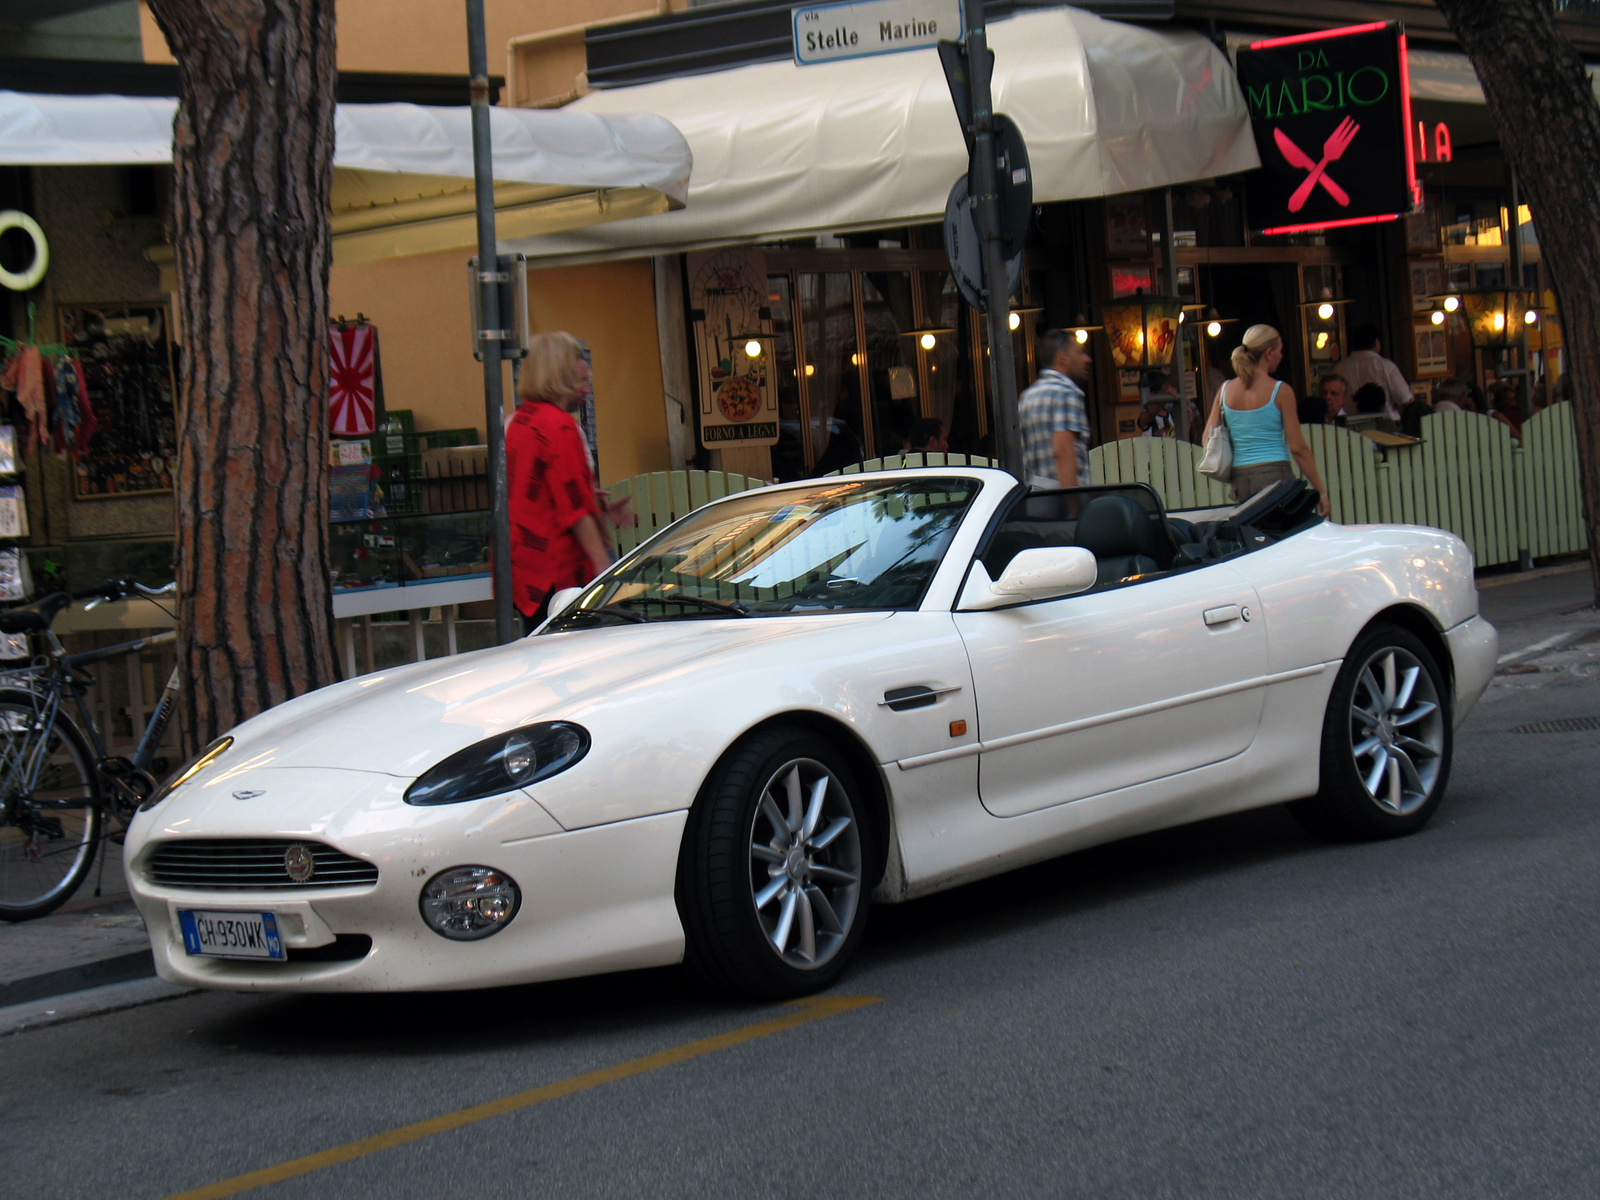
958,547,1098,611
541,587,585,628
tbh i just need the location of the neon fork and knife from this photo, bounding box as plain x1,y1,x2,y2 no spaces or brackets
1275,118,1359,212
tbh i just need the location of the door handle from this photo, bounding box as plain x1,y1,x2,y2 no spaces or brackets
1203,604,1242,626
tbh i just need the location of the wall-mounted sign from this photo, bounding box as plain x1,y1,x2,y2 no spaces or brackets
687,248,779,449
792,0,962,66
1237,22,1419,236
1415,120,1452,163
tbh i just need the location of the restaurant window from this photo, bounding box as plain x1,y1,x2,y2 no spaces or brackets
762,254,996,480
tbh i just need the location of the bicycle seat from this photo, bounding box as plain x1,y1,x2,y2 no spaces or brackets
0,592,72,634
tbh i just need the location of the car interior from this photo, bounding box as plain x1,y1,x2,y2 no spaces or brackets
979,478,1325,590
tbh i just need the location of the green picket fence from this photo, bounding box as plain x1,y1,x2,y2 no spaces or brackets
825,451,998,474
1090,404,1586,568
606,469,768,556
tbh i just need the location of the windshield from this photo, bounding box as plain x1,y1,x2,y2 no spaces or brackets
545,476,982,628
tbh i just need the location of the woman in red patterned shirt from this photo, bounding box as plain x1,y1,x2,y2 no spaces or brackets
505,333,614,630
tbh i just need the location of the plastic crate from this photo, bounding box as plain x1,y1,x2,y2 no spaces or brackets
374,452,423,515
420,427,480,450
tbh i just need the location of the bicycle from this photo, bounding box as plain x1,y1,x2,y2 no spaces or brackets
0,578,180,921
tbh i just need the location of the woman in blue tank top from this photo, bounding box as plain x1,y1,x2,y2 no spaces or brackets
1202,324,1330,515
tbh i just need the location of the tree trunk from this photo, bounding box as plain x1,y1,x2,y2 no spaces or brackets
1432,0,1600,603
147,0,340,751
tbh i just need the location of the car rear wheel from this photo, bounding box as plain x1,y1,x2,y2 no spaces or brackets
1289,623,1453,841
677,725,871,999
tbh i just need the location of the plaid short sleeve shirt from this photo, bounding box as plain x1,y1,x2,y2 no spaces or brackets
1018,368,1091,485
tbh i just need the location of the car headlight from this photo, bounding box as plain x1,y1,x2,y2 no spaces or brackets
139,736,233,812
420,865,520,940
404,721,589,806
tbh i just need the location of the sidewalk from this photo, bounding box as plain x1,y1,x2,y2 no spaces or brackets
1,560,1594,1032
0,840,194,1034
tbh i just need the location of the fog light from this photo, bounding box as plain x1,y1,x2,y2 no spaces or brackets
420,865,520,940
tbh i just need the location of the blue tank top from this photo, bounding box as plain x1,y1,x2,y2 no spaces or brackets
1223,381,1288,467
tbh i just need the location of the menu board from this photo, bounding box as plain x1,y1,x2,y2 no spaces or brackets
59,304,178,499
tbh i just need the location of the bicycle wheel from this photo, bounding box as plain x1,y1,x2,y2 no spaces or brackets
0,690,102,921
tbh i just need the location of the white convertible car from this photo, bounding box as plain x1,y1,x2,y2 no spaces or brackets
126,469,1497,998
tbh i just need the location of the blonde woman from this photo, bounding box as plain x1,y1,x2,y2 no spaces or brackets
504,332,614,630
1203,324,1331,516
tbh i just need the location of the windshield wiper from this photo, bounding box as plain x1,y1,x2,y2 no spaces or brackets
616,594,756,618
547,604,651,630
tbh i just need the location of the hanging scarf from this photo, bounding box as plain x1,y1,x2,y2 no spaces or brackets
53,355,80,454
0,345,46,454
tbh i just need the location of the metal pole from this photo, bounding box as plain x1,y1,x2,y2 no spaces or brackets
467,0,515,644
1159,186,1190,443
964,13,1021,475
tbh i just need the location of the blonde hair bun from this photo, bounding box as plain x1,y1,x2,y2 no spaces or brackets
1230,324,1282,386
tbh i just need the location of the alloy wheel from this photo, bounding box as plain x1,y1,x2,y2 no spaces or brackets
746,756,861,969
1348,645,1445,815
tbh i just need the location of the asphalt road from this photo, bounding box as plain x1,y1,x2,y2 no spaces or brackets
4,615,1598,1199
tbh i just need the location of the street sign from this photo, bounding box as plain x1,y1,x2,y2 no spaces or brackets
1236,22,1418,234
793,0,963,66
943,175,1021,311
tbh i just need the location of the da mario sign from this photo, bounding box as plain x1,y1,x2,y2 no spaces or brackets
1236,22,1420,235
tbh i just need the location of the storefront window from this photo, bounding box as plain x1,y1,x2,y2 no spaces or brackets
918,270,981,454
861,271,920,455
800,272,866,476
767,274,805,482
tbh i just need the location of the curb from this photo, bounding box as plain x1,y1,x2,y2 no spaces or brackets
0,949,155,1010
1477,560,1589,590
0,975,197,1038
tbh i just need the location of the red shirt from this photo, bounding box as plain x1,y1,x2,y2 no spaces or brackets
504,400,601,617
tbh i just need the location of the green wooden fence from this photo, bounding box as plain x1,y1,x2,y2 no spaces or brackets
604,409,1585,568
1090,403,1587,568
606,470,768,556
825,451,997,474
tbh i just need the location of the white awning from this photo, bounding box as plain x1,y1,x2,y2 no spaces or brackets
508,6,1259,265
0,90,692,264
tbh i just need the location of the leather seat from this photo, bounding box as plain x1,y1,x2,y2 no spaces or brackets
1074,495,1165,585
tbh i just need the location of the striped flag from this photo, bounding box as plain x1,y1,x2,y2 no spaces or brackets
329,324,378,435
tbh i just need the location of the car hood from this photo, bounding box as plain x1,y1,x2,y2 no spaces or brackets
210,612,893,779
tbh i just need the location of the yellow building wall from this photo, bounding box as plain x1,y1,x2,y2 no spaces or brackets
528,260,671,486
140,1,679,78
327,253,669,486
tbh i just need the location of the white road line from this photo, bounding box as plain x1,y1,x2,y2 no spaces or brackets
1497,630,1589,667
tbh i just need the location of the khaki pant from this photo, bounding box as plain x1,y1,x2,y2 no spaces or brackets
1230,460,1296,504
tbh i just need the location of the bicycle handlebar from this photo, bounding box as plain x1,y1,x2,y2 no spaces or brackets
72,578,177,604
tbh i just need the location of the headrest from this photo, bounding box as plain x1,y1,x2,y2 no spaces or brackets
1075,494,1164,561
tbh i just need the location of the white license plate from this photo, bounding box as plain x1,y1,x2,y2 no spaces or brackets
178,910,285,960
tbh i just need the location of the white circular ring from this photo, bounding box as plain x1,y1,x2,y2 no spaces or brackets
0,210,48,291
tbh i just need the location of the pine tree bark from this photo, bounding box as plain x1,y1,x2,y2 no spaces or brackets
1432,0,1600,602
147,0,340,750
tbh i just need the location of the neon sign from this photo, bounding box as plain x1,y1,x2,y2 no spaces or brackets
1237,23,1419,235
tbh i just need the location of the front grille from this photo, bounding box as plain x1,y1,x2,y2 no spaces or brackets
146,839,379,890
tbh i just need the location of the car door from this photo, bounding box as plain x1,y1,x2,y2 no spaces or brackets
954,563,1269,818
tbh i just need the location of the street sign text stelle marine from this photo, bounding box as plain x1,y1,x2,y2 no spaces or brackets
793,0,964,65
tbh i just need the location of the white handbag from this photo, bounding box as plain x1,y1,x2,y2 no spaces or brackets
1196,386,1233,482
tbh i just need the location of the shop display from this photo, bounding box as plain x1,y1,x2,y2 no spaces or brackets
330,511,490,593
59,304,177,498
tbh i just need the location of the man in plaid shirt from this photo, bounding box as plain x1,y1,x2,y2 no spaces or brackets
1018,328,1093,488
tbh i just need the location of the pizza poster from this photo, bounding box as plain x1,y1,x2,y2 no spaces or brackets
1236,22,1417,234
687,247,779,449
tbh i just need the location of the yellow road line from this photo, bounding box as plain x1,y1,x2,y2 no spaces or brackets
162,994,881,1200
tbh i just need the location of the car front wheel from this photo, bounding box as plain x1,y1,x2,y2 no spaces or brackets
1290,623,1453,840
677,725,871,999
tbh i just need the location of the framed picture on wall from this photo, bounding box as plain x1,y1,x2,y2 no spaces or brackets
1413,319,1450,377
59,304,178,499
1410,260,1444,312
1105,198,1150,255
